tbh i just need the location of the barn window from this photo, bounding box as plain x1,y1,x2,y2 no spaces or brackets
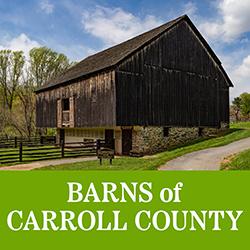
61,98,70,127
163,127,169,137
62,98,70,111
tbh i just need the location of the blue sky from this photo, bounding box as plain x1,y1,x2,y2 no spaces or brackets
0,0,250,97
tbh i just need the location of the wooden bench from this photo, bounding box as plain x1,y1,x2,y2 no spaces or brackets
97,148,115,165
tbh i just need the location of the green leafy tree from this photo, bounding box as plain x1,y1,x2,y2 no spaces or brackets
0,50,25,110
240,93,250,119
0,50,25,136
28,47,73,136
0,47,72,137
0,85,4,132
232,97,242,121
16,71,36,138
29,47,72,87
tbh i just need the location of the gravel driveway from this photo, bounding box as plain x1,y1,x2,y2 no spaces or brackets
159,137,250,171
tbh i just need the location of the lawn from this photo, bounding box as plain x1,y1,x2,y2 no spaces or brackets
230,121,250,129
221,149,250,170
36,122,250,171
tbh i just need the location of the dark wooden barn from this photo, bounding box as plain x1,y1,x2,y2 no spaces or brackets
35,15,233,155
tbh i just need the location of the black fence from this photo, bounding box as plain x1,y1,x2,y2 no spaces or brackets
0,136,56,148
0,139,107,165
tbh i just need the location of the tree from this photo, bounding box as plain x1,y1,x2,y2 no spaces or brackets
240,93,250,119
0,50,25,136
28,47,73,137
0,86,4,133
232,97,242,121
16,71,36,138
0,50,25,110
0,47,72,137
29,47,71,87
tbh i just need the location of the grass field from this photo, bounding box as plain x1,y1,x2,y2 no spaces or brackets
36,122,250,171
230,121,250,129
221,149,250,170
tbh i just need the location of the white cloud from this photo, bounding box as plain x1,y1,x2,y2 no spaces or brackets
182,1,197,16
0,33,41,57
198,0,250,42
234,55,250,79
81,6,163,46
178,1,250,97
230,55,250,97
55,44,96,62
39,0,54,14
0,33,95,63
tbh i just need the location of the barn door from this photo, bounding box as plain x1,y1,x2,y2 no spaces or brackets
105,129,114,149
122,129,132,155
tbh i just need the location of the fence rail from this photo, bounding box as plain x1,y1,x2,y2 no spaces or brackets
0,136,56,148
0,139,108,165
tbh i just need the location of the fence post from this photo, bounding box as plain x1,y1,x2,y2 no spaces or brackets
97,139,101,149
61,139,65,158
96,139,101,154
19,142,23,162
14,137,17,148
40,136,44,145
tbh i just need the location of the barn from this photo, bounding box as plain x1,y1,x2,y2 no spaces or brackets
35,15,233,155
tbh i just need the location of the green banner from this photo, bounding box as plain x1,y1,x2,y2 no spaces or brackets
0,171,249,249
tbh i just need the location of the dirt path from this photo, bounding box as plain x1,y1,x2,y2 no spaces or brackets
0,156,97,171
159,137,250,171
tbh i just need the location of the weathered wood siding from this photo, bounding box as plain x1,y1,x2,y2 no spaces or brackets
36,92,57,128
36,71,116,128
69,96,75,127
115,20,230,127
57,99,62,128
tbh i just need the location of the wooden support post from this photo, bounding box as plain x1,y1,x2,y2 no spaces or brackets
198,127,203,137
61,139,65,158
14,137,17,148
19,142,23,162
40,136,44,145
96,139,101,153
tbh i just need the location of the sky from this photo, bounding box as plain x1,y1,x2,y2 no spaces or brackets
0,0,250,98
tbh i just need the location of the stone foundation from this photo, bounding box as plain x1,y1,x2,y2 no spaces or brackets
131,124,228,155
131,126,198,155
57,123,229,156
202,122,229,137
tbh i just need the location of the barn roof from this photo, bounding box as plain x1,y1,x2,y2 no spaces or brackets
36,15,233,93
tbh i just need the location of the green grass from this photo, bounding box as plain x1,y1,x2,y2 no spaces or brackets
37,122,250,171
221,149,250,170
230,121,250,129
